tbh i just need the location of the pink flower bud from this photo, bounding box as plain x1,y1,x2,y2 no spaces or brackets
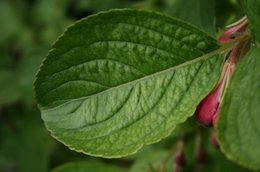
212,108,220,128
218,16,248,43
219,35,234,43
196,23,248,127
195,81,223,127
224,21,247,36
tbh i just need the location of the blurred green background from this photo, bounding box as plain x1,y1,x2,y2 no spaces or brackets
0,0,250,171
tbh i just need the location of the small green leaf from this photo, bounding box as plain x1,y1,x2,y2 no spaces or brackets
35,9,226,157
241,0,260,43
216,46,260,170
51,162,125,172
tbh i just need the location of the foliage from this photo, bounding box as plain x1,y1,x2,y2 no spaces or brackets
1,0,259,172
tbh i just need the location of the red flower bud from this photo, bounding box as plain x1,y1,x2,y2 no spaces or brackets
195,81,222,127
219,35,234,43
212,109,219,128
218,16,248,43
196,17,248,127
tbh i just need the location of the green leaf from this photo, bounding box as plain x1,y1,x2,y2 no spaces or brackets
51,161,125,172
216,46,260,170
34,9,226,157
241,0,260,43
164,0,216,35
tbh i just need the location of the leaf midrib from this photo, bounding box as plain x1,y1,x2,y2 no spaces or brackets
42,45,231,111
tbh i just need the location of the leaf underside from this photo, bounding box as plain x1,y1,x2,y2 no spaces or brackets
34,9,225,157
216,46,260,170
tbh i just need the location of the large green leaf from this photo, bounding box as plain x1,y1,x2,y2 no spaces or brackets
51,162,125,172
34,9,226,157
241,0,260,43
216,46,260,170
